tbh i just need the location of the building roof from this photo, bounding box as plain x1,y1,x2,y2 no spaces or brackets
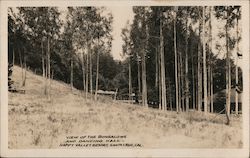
96,90,116,95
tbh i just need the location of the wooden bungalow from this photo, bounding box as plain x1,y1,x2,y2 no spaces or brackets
213,88,242,114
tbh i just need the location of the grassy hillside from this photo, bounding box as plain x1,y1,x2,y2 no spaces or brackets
8,66,243,149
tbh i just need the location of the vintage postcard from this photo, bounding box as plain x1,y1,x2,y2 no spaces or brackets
0,0,249,157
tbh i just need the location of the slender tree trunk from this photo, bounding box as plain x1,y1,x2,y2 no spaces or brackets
191,34,196,110
225,8,230,125
114,88,118,100
180,51,184,111
137,52,141,104
179,51,185,111
86,43,89,99
228,48,231,116
208,52,211,112
128,55,132,104
199,46,203,111
18,49,23,68
170,89,173,111
13,34,15,66
41,40,46,95
208,63,211,111
174,8,179,113
185,12,189,111
192,49,195,110
155,47,158,88
207,6,212,112
90,43,93,99
70,52,74,91
197,8,202,111
18,48,23,83
12,48,15,66
22,48,26,87
211,67,214,113
169,81,172,111
160,15,166,110
197,39,202,111
52,70,54,80
82,50,85,92
141,49,147,107
47,37,51,100
45,46,48,96
95,45,100,101
24,59,26,86
196,60,198,111
166,81,169,110
141,23,148,107
158,44,162,110
235,17,239,115
203,6,208,113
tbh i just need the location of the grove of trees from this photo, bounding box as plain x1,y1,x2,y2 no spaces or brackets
121,6,242,125
8,6,243,125
8,7,119,98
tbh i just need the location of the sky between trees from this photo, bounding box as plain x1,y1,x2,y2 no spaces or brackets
12,6,243,66
58,6,134,61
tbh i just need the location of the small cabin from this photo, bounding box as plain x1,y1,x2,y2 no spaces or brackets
213,88,242,114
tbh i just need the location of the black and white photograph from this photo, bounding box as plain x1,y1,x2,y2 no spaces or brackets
1,0,249,157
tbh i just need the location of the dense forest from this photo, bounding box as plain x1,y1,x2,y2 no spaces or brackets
8,6,242,125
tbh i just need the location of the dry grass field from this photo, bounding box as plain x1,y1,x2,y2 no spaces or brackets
8,66,243,149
